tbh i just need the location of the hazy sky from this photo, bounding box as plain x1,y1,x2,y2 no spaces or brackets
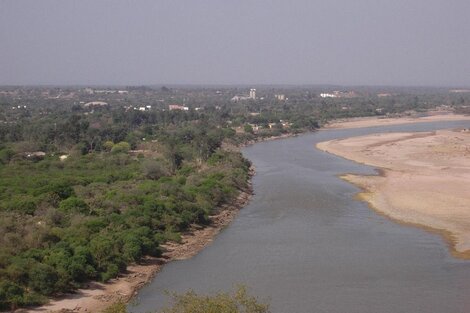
1,0,469,86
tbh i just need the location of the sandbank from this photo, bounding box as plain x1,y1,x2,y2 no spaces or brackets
317,128,470,258
325,113,470,129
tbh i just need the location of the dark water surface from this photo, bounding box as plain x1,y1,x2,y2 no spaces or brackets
130,121,470,313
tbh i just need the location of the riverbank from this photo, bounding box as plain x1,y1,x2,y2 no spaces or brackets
21,170,254,313
20,132,302,313
325,113,470,129
317,128,470,259
242,133,298,147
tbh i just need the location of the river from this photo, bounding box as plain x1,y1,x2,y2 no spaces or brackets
130,120,470,313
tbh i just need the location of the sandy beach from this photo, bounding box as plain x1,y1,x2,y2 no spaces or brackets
317,128,470,258
325,113,470,129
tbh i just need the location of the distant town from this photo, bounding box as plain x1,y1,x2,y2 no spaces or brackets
2,85,469,136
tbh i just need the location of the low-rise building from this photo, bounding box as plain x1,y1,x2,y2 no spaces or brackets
83,101,108,107
169,104,189,111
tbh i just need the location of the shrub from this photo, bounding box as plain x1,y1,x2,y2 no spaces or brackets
103,301,127,313
59,197,89,214
142,159,168,180
0,280,24,311
160,286,270,313
101,263,119,282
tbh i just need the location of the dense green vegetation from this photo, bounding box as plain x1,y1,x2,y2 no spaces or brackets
0,108,253,310
0,148,250,309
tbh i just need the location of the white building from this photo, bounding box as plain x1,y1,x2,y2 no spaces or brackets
231,95,250,102
275,94,285,101
231,88,257,102
320,93,337,98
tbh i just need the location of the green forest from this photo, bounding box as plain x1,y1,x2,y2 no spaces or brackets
0,108,257,310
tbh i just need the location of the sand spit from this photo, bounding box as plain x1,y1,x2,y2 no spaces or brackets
317,128,470,258
325,113,470,129
20,179,253,313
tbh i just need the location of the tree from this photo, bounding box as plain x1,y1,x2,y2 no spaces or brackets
103,140,115,152
28,264,58,295
89,237,115,271
0,280,24,311
111,141,131,154
0,148,14,164
164,146,184,174
244,124,254,134
59,197,89,214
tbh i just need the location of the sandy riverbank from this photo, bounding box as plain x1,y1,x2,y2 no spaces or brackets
317,128,470,258
20,179,253,313
325,113,470,129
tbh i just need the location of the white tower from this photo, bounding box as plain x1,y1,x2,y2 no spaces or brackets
249,88,256,99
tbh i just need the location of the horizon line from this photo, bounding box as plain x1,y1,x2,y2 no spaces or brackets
1,83,469,89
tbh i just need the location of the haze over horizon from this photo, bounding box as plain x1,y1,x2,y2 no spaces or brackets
1,0,470,87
